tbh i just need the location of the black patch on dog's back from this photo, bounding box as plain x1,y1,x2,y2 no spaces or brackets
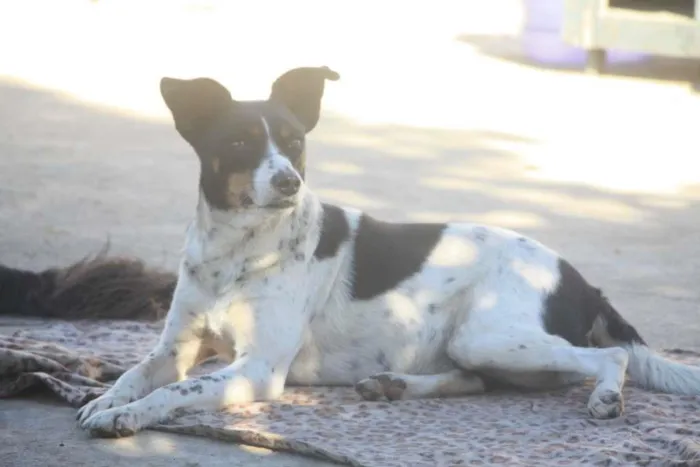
351,215,445,300
314,203,350,260
542,258,645,347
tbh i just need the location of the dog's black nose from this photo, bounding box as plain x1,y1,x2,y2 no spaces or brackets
271,171,301,196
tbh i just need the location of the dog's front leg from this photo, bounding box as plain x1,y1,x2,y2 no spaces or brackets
81,300,306,437
81,354,286,437
77,275,207,424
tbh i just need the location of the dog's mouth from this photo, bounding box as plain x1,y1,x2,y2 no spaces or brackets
265,198,297,209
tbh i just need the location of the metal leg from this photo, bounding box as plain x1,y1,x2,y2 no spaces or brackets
585,48,606,75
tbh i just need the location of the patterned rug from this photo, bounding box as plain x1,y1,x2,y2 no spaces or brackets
1,318,699,466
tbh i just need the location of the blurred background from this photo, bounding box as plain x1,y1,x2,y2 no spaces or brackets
0,0,698,349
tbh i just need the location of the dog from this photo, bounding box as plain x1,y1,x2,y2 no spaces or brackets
2,66,699,438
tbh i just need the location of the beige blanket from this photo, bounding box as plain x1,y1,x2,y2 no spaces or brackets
1,318,699,466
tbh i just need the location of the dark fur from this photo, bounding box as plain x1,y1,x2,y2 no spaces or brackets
0,248,175,321
351,216,446,300
543,258,646,348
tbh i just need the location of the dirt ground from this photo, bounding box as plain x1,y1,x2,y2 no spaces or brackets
0,0,699,465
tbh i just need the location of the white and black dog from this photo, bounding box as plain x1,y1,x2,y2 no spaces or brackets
2,66,699,438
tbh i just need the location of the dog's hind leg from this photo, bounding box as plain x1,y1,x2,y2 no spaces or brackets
447,323,629,419
355,369,486,401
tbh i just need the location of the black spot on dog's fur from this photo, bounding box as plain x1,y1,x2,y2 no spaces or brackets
314,204,350,260
351,215,445,300
543,258,646,347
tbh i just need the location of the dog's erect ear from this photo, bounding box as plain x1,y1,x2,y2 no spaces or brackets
160,77,233,142
269,66,339,132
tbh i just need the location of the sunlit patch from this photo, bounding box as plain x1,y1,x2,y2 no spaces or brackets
314,188,386,209
223,376,256,404
3,0,698,204
475,291,498,311
470,211,545,229
211,157,220,173
317,161,364,175
420,176,490,193
97,431,178,456
407,211,455,223
510,258,557,290
226,301,256,340
429,235,478,267
247,252,281,273
384,292,423,329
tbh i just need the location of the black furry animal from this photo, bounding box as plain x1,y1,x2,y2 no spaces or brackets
0,249,175,321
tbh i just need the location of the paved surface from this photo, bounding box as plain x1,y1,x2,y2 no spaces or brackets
0,398,329,467
0,0,698,465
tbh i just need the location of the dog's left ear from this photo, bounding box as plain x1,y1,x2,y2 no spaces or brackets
269,66,339,132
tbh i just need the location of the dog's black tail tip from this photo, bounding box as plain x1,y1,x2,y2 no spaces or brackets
0,252,176,321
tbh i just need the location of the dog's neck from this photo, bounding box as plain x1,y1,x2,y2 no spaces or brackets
185,187,321,268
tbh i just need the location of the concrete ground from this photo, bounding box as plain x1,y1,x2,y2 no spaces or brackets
0,0,699,465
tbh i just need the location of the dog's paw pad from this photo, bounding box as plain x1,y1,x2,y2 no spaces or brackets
588,389,624,419
355,378,384,401
371,373,407,401
355,372,408,401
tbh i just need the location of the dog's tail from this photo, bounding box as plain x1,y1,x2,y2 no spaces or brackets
0,248,176,321
590,291,700,396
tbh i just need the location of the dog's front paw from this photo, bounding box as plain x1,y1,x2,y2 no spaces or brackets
588,388,624,419
80,405,145,438
77,392,135,424
355,373,408,401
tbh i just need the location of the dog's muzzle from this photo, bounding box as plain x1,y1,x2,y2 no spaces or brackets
271,170,301,197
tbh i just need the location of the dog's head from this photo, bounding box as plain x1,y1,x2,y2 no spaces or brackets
160,66,339,211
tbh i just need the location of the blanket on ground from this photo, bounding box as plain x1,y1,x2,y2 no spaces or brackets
1,318,699,466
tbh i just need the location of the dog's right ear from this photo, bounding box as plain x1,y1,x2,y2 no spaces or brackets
160,77,233,143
